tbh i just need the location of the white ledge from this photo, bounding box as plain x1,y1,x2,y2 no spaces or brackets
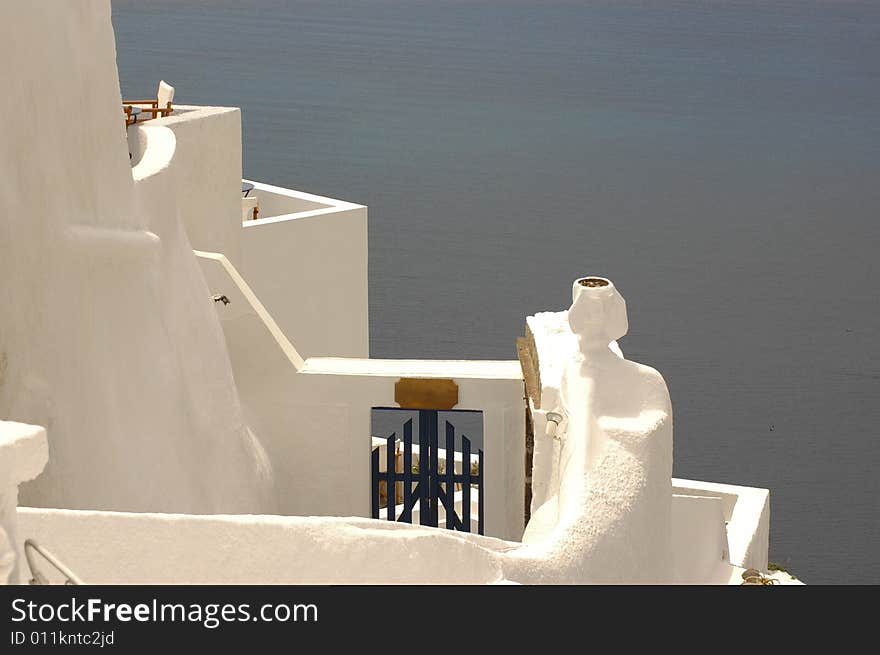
301,357,523,380
242,179,364,212
0,421,48,486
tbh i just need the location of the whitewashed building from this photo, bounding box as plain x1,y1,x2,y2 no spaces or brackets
0,0,795,585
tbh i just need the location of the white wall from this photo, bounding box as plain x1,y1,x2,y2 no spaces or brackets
507,282,675,583
14,481,760,585
16,508,515,585
194,252,774,574
129,106,244,269
128,114,371,358
302,358,526,540
129,129,370,360
196,252,525,541
0,1,272,515
240,182,369,358
0,422,48,584
671,494,729,583
511,281,773,583
673,478,770,571
243,181,335,218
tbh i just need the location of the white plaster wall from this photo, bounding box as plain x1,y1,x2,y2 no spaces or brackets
673,478,770,571
129,106,244,269
196,252,525,541
0,1,272,515
243,181,335,218
671,494,730,583
519,300,769,581
128,117,369,359
14,483,758,585
506,283,674,583
300,359,525,540
0,422,48,584
240,186,369,358
16,507,516,585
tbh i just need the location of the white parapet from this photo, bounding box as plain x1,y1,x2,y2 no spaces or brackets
0,422,48,584
507,277,676,583
127,105,245,269
239,180,369,359
672,477,770,572
15,508,515,585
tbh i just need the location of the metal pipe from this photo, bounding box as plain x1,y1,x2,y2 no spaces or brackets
24,539,83,585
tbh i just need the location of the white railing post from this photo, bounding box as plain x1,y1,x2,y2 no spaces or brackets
0,421,49,584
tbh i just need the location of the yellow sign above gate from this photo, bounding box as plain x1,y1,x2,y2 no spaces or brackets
394,378,459,410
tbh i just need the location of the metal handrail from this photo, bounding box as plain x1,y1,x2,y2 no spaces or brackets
24,539,83,585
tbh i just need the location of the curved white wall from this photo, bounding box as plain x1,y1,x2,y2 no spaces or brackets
505,280,674,583
129,106,244,269
17,508,514,585
0,1,273,515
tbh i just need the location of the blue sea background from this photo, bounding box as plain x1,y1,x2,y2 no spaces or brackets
112,0,880,584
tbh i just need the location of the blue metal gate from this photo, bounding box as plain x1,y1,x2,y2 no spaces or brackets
371,409,484,534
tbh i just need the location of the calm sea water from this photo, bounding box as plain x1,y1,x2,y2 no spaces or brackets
112,0,880,584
